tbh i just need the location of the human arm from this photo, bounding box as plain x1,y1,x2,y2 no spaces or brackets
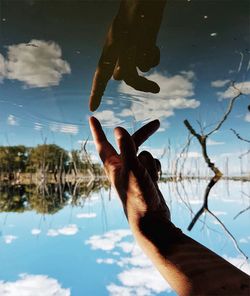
89,0,167,111
89,116,250,295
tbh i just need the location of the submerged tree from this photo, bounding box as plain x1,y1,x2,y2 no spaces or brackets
0,185,28,212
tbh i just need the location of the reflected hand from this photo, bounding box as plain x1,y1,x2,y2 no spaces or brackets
89,116,170,223
89,0,166,111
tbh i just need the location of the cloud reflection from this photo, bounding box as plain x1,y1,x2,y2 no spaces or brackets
1,39,71,88
7,114,19,126
245,113,250,122
76,213,96,219
86,229,171,295
49,123,79,135
0,274,70,296
31,229,41,235
3,235,17,244
87,227,250,295
217,81,250,99
118,71,200,122
47,224,78,237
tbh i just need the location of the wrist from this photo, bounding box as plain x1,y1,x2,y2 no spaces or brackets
128,210,184,250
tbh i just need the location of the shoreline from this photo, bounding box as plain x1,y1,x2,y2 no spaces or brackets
0,173,249,186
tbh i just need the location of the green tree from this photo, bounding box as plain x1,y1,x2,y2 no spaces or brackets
27,144,69,174
0,146,29,179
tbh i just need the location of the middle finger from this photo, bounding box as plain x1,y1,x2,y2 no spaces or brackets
132,120,160,151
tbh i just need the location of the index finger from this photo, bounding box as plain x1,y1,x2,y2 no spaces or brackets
89,29,119,112
89,116,117,164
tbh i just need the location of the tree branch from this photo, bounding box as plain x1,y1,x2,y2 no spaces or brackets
230,128,250,144
207,84,242,136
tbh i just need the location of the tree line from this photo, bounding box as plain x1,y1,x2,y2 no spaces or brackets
0,144,103,182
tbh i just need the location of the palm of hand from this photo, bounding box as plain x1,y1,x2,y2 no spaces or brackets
89,117,170,220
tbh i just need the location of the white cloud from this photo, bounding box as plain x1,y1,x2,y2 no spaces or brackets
107,284,136,296
85,229,131,251
177,151,202,159
188,199,203,205
49,123,79,135
3,235,17,244
116,244,152,268
31,229,41,235
158,127,167,132
7,114,19,126
94,110,123,127
97,258,116,265
106,99,114,105
4,39,70,88
76,213,97,219
239,238,248,244
207,139,225,146
0,53,6,82
47,224,78,237
0,274,70,296
116,242,134,253
47,229,59,237
117,266,170,295
34,122,43,131
118,71,200,122
217,81,250,99
245,113,250,122
86,229,171,295
212,211,227,216
211,80,230,88
57,224,78,236
223,256,250,276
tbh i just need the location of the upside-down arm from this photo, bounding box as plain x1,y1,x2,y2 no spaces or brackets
89,0,167,111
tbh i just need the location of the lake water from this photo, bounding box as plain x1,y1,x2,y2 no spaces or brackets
0,180,249,295
0,0,250,295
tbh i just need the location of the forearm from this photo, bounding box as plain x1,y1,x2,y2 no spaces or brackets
128,212,250,296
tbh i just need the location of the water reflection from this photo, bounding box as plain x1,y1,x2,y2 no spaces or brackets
0,0,250,294
0,180,249,296
0,180,110,214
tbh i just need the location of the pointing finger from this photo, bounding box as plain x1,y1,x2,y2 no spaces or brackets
89,116,117,164
89,26,119,111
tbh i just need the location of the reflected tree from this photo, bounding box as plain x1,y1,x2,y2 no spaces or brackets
183,83,248,258
27,184,68,214
0,185,28,212
0,146,29,181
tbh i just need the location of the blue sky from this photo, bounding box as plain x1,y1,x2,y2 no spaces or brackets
0,0,249,175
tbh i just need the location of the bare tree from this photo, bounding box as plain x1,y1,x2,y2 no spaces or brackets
231,128,250,162
183,83,248,258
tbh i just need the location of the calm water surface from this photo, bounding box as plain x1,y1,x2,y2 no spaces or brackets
0,0,250,295
0,180,249,295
